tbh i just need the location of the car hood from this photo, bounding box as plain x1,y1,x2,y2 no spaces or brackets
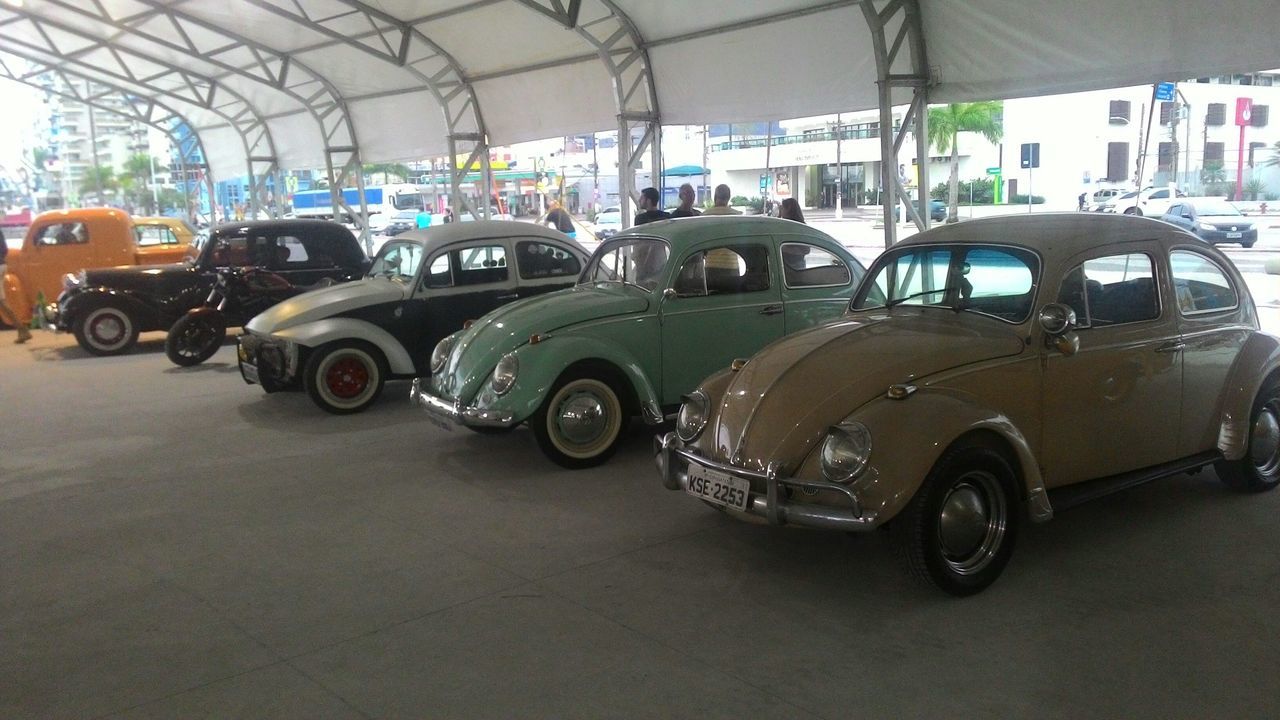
80,262,198,293
707,310,1026,471
246,277,408,334
441,283,649,401
1197,214,1252,227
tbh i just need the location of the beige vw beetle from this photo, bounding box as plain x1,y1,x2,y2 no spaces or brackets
658,213,1280,596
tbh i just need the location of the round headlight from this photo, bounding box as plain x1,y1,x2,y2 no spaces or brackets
491,353,518,395
62,272,83,291
1197,222,1215,231
820,422,872,484
430,335,456,374
676,390,710,442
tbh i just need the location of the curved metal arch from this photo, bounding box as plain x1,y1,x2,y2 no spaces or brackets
0,6,280,218
0,48,216,223
242,0,494,220
514,0,662,228
31,0,370,243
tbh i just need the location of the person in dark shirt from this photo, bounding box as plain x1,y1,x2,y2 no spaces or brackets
544,204,576,239
633,187,671,225
670,183,701,218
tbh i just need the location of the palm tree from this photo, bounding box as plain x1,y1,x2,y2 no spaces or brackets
926,101,1003,223
363,162,413,185
1266,140,1280,168
78,166,117,200
123,153,166,214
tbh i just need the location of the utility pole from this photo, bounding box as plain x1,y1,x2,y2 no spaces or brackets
701,125,708,205
764,121,773,212
835,112,843,219
591,132,599,214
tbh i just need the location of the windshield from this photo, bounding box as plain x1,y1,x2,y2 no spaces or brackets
581,238,670,292
1192,199,1241,216
393,210,418,221
853,244,1040,323
368,240,424,281
391,193,423,211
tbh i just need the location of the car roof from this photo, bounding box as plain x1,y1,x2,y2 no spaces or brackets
1177,196,1237,206
33,207,130,224
393,219,588,256
210,218,355,237
614,215,851,251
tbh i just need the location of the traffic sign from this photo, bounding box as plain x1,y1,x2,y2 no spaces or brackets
1155,82,1176,102
1020,143,1040,169
1236,97,1253,126
759,173,769,190
986,166,1002,175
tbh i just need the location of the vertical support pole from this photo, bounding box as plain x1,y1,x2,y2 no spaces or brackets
354,166,370,255
618,119,634,229
835,113,843,219
482,146,493,219
652,124,662,210
877,80,898,247
914,86,930,231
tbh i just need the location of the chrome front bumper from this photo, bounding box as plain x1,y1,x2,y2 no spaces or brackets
655,432,877,532
409,378,516,428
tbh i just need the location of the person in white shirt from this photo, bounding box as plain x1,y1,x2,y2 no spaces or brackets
701,184,742,216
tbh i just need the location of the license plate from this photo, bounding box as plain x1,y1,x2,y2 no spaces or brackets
685,462,750,511
239,359,259,385
1226,232,1242,238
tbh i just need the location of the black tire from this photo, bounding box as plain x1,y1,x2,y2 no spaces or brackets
1215,378,1280,493
1242,240,1256,249
532,369,629,469
164,313,227,367
892,441,1021,596
303,341,387,415
73,304,139,356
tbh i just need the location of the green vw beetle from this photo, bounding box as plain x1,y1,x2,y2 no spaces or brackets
412,216,865,467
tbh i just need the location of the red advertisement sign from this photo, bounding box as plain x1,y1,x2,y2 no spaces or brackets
1236,97,1253,126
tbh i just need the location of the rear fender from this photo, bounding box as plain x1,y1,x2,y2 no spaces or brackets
1217,333,1280,461
270,317,414,375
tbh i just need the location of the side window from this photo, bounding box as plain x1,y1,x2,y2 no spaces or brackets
276,236,310,265
781,243,852,287
516,241,581,279
424,254,452,288
1151,189,1169,199
1170,251,1238,314
672,244,770,297
136,225,178,246
210,236,254,266
453,244,508,286
1056,253,1158,328
34,222,89,246
1166,204,1183,217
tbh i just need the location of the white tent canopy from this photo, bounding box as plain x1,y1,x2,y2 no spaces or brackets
2,0,1276,232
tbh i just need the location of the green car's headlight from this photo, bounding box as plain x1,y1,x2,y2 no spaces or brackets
676,390,710,442
820,422,872,484
491,353,518,395
430,335,456,374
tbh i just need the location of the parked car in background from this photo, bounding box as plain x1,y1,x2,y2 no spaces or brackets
414,216,865,467
658,213,1278,595
54,219,366,356
134,216,197,248
1108,186,1186,216
1161,197,1257,247
592,206,622,238
1088,188,1127,211
2,208,197,329
240,221,588,414
894,199,948,223
383,209,420,237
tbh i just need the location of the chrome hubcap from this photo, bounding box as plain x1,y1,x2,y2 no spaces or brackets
92,316,124,343
557,392,607,445
1250,405,1280,472
936,470,1006,576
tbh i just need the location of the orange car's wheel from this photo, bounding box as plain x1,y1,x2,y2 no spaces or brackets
892,440,1020,597
1216,378,1280,493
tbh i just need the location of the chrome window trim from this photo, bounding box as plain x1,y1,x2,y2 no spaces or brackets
779,241,853,290
1169,247,1241,316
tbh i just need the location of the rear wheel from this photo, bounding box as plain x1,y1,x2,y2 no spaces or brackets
1123,207,1142,216
164,313,227,366
532,372,628,469
892,441,1020,596
304,342,387,415
1216,378,1280,493
73,304,139,356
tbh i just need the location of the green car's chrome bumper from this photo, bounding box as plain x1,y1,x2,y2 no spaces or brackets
655,431,877,532
410,378,516,429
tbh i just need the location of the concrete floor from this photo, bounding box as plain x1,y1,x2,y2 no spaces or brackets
2,329,1279,719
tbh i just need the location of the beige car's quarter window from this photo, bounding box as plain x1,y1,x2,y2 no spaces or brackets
1057,253,1159,328
1169,250,1238,315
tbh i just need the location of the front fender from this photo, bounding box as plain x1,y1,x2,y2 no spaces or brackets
1217,333,1280,461
269,317,415,376
3,271,31,322
58,287,163,331
474,334,661,425
840,389,1050,525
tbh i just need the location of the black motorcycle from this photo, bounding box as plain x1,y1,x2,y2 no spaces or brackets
164,266,296,367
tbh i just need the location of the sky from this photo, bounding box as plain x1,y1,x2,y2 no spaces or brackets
0,79,40,172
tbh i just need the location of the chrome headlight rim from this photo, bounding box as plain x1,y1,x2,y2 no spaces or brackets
62,271,84,291
676,390,710,443
820,421,872,484
490,352,518,396
430,335,456,374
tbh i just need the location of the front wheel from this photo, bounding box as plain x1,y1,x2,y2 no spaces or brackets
532,374,627,469
892,442,1021,596
1123,207,1142,216
73,304,140,356
303,341,387,415
1215,378,1280,493
165,312,227,366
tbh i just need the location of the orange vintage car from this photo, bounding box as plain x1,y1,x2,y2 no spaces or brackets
1,208,196,325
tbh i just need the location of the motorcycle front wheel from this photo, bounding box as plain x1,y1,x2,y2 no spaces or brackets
165,312,227,367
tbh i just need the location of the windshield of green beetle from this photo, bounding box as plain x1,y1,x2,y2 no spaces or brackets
581,238,670,292
854,244,1040,323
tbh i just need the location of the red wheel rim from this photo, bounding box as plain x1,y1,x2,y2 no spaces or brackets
324,357,370,399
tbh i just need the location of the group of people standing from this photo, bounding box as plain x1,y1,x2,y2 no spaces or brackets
633,183,805,226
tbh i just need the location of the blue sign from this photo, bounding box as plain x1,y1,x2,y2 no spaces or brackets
1155,82,1176,101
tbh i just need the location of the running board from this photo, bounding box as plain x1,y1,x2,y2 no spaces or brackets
1046,451,1222,512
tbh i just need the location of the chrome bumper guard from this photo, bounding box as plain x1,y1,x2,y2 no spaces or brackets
410,378,516,428
655,432,876,532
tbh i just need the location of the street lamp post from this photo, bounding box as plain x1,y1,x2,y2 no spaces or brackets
835,112,843,220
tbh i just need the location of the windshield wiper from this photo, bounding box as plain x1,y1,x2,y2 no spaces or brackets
885,286,960,309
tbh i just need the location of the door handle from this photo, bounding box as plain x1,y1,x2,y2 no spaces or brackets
759,304,783,316
497,293,519,301
1155,341,1185,354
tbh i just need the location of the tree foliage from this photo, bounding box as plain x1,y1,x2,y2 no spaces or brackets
926,102,1003,222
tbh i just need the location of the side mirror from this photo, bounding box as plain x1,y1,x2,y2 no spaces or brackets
662,288,678,300
1039,303,1079,356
